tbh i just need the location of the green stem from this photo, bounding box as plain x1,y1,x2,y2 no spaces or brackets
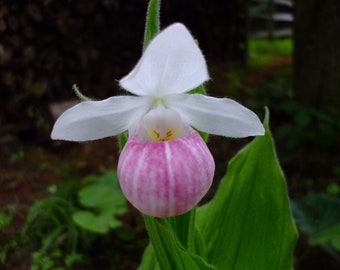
187,207,196,252
168,207,196,252
143,0,161,50
72,84,92,101
143,215,173,270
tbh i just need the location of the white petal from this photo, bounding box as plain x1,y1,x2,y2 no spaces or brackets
166,94,265,137
119,23,209,96
51,96,151,141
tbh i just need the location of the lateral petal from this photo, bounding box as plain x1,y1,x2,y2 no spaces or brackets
119,23,209,96
166,94,265,138
51,96,151,141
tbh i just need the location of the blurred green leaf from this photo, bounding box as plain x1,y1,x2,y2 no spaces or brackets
0,212,12,230
295,109,311,128
326,183,340,195
291,193,340,234
73,170,127,233
77,185,126,213
310,224,340,250
65,253,84,267
291,192,340,257
73,211,122,234
196,108,297,270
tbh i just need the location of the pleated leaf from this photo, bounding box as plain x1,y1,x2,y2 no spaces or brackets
196,109,297,270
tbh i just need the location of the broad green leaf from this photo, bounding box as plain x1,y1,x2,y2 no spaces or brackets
142,216,215,270
196,109,297,270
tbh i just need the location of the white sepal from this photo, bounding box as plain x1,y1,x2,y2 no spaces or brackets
119,23,209,96
166,94,265,138
51,96,151,141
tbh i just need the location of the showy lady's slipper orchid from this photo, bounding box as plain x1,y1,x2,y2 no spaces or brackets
51,23,265,217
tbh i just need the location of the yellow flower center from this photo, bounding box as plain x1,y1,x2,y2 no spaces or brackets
143,105,182,142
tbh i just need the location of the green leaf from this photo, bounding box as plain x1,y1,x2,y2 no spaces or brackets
0,211,12,230
310,223,340,250
78,185,126,213
188,84,206,95
142,216,215,270
73,171,127,233
196,108,297,270
291,193,340,234
291,192,340,255
118,132,128,151
143,0,160,50
138,244,160,270
72,211,122,234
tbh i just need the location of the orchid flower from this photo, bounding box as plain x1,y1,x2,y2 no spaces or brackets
51,23,264,217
